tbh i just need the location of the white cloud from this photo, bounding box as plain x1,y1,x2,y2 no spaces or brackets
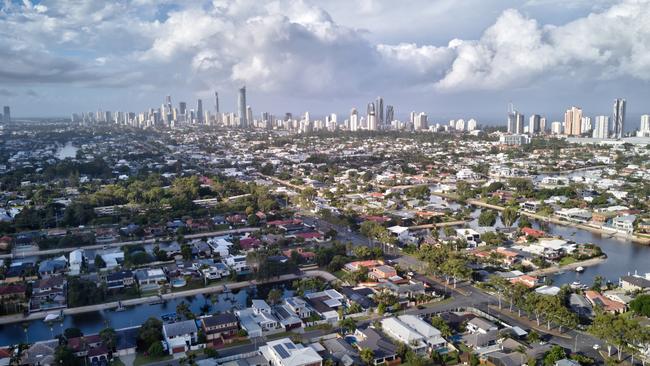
1,0,650,104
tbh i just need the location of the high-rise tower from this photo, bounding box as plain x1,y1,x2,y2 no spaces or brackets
197,99,203,124
238,86,247,128
375,97,384,127
612,98,626,139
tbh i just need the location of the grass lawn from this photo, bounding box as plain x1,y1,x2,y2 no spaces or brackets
333,270,346,279
110,359,126,366
305,323,333,331
559,256,578,266
171,280,206,293
133,353,173,366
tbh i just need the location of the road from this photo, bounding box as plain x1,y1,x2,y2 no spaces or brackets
2,227,260,260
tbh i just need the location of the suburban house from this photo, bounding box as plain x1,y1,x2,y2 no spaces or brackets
106,270,135,290
259,337,323,366
30,276,67,312
354,327,400,366
163,320,198,354
134,268,167,291
467,317,498,334
368,265,398,281
201,313,240,346
619,275,650,292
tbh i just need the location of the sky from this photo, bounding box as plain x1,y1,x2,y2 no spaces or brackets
1,0,650,125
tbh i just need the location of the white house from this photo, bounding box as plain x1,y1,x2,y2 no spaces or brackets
224,254,249,273
68,249,84,276
260,338,323,366
380,317,428,355
466,317,498,334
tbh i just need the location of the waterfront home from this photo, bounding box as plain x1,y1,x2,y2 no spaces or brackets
0,284,27,313
20,340,58,366
584,291,625,314
612,215,636,234
115,326,139,356
105,270,135,290
201,313,240,346
67,334,103,357
456,229,481,247
236,300,284,337
224,254,249,273
134,268,167,292
619,275,650,292
259,337,323,366
200,262,231,280
354,327,400,366
467,317,498,334
30,276,66,312
163,320,198,354
274,304,304,330
509,275,539,289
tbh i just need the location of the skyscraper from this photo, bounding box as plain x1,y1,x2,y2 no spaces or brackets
612,98,626,139
639,115,650,137
539,117,547,133
367,102,377,131
246,106,253,127
385,105,394,126
507,106,524,134
214,91,219,114
528,114,541,135
197,99,203,123
350,108,359,131
238,86,247,128
593,116,610,139
564,106,583,136
375,97,384,127
2,106,10,123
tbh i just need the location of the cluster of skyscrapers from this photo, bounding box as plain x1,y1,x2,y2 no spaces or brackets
507,98,649,139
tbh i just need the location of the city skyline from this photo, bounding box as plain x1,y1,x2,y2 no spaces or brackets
1,0,650,120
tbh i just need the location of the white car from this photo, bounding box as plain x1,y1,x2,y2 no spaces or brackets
593,344,600,350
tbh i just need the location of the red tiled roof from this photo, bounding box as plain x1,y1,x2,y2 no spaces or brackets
0,284,25,295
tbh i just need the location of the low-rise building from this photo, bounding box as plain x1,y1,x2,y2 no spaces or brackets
163,320,198,354
259,337,323,366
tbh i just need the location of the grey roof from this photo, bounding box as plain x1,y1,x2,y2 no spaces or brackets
468,317,497,331
621,275,650,289
116,327,139,350
164,320,198,337
356,327,397,360
202,313,238,328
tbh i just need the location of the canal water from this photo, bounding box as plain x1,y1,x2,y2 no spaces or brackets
0,281,294,346
56,142,78,159
465,208,650,287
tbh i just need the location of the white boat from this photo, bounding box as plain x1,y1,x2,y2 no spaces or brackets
575,266,585,273
570,281,582,289
43,311,63,323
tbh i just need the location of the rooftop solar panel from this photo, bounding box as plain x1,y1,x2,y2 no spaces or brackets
274,344,290,358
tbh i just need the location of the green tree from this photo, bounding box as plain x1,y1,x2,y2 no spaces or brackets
99,327,117,350
137,317,163,352
94,254,106,269
502,207,519,227
430,316,453,338
267,288,283,305
360,348,375,366
629,294,650,317
147,341,165,357
478,210,497,227
543,345,566,366
338,317,357,333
